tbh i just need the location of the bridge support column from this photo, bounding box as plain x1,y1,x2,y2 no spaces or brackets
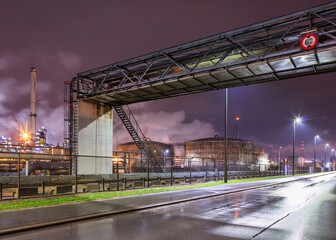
77,100,113,175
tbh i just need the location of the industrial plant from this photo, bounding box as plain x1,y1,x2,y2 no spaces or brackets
0,67,69,176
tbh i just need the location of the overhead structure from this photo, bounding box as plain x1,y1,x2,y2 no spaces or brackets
67,3,336,174
74,3,336,105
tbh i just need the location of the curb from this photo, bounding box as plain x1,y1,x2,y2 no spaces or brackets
0,172,334,236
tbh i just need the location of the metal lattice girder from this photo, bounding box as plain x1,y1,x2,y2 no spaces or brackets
76,2,336,105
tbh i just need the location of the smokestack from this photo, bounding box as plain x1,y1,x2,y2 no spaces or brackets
30,67,37,138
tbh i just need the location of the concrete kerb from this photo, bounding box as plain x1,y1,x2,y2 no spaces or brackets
0,172,334,236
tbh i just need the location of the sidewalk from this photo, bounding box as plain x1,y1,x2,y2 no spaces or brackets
0,172,334,235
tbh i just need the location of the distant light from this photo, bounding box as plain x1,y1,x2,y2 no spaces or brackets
294,117,302,123
236,117,240,121
315,135,320,139
326,143,329,147
165,149,169,153
173,68,181,72
23,133,28,139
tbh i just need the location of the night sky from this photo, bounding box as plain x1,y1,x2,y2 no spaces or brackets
0,0,335,161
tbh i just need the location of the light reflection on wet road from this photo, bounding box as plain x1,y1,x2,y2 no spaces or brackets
2,174,336,240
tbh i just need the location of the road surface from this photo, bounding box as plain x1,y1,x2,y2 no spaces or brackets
1,173,335,240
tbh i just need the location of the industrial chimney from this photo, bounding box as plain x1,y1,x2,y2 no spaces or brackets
30,67,37,139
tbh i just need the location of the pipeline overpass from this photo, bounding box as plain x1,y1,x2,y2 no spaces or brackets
67,3,336,174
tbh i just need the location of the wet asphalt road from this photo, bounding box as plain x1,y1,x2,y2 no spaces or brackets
2,174,336,240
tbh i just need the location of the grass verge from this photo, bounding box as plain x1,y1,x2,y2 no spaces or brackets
0,173,319,212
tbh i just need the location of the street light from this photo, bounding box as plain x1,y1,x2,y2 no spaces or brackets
330,148,335,168
278,146,282,175
314,135,320,173
324,143,329,168
164,149,169,164
292,117,302,176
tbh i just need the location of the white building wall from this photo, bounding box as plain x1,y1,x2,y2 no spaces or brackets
77,100,113,174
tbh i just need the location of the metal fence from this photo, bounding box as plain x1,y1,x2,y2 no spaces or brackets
0,152,334,200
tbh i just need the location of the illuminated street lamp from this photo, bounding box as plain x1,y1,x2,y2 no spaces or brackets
234,117,240,139
330,148,335,168
314,135,320,173
292,117,302,176
164,149,169,163
278,146,282,175
324,143,329,168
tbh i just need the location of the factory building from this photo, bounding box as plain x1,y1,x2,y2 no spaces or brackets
117,141,174,172
118,141,174,159
185,136,264,164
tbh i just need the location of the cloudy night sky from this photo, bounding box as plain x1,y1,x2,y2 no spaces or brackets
0,0,335,161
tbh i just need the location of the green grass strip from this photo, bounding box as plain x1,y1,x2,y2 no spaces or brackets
0,173,319,212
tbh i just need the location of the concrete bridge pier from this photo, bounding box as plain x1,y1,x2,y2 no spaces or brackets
77,100,113,175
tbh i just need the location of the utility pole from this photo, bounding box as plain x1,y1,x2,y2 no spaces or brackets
224,89,228,183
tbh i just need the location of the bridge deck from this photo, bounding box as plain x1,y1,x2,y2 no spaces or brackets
75,2,336,105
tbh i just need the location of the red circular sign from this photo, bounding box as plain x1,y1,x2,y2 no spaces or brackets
300,34,318,50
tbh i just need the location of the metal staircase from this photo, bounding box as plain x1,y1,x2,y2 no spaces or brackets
114,105,165,172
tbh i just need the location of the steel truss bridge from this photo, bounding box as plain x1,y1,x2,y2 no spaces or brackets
69,3,336,172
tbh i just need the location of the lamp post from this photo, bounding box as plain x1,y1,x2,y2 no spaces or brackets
324,143,329,168
292,117,302,176
314,135,319,173
278,146,282,175
164,149,169,164
330,148,335,169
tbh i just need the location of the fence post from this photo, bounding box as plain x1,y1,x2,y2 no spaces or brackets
75,155,78,194
205,162,208,182
228,163,230,180
189,159,192,184
42,181,45,195
147,159,150,188
259,164,261,177
102,178,105,191
124,178,127,190
117,160,120,191
171,158,173,186
0,183,2,200
17,153,20,199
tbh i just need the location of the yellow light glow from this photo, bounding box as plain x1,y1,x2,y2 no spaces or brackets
17,121,31,143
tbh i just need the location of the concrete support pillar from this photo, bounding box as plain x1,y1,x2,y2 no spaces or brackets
77,100,113,175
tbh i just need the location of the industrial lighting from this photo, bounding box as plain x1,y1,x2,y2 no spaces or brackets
292,116,302,176
294,117,302,123
324,143,330,168
314,135,320,172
